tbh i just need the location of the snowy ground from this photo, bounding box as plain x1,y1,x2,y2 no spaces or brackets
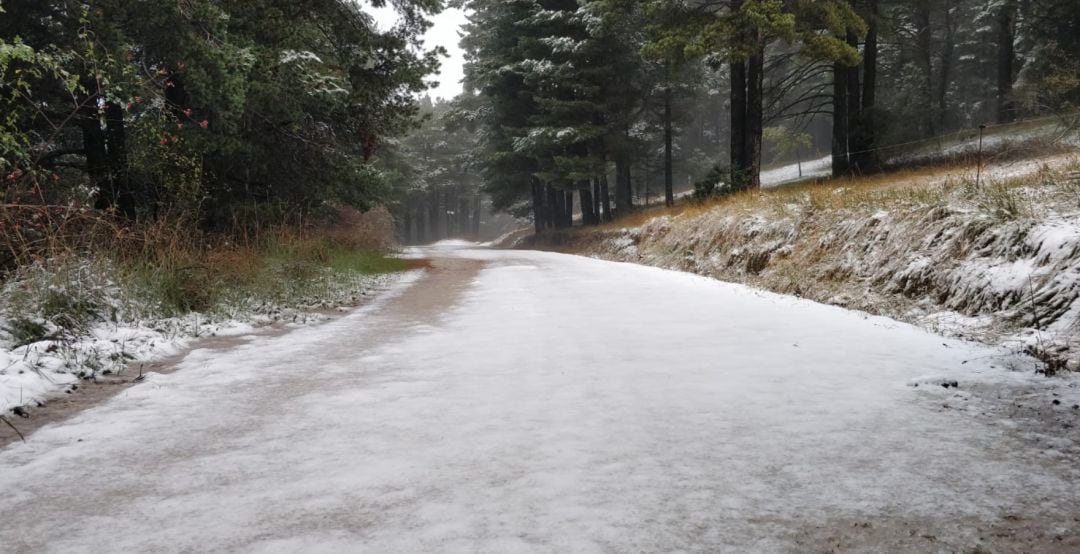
669,155,831,201
753,119,1071,192
761,155,832,188
2,244,1078,552
0,316,256,417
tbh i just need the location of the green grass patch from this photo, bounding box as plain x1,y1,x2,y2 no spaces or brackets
326,249,409,275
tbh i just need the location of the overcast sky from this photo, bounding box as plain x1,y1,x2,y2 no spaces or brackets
366,5,468,101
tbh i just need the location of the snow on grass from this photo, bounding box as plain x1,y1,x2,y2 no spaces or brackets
761,154,832,188
0,257,411,416
670,155,831,201
757,118,1075,193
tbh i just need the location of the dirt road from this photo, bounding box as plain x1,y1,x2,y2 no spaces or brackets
1,244,1077,552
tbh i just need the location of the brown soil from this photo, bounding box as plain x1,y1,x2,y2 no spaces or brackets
785,513,1080,553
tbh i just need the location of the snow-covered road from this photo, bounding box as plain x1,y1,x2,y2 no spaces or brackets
2,245,1078,552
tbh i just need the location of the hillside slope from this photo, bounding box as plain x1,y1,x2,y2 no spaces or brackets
528,151,1080,371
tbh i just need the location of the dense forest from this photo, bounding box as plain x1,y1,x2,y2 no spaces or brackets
2,0,1079,249
411,0,1078,237
0,0,443,266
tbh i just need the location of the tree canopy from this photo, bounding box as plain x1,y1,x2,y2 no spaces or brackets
1,0,442,228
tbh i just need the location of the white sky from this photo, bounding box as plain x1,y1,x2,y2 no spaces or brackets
366,4,468,101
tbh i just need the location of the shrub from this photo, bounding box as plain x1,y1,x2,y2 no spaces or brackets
2,317,52,348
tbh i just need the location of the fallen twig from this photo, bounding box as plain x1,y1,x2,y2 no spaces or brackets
0,416,26,442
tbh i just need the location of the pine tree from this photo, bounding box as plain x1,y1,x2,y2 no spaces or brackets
1,0,442,224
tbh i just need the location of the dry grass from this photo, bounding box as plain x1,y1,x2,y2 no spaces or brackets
580,151,1080,238
584,164,971,232
0,204,404,323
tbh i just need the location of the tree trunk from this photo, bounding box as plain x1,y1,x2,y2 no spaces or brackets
730,0,748,188
103,102,134,217
416,202,428,243
564,190,574,227
555,187,566,229
547,186,560,229
862,0,878,112
847,29,861,124
845,30,865,174
996,0,1018,123
85,118,110,210
730,59,747,189
643,157,651,206
459,196,471,237
914,1,935,136
614,149,632,217
854,0,880,172
600,174,612,222
580,183,595,226
445,200,453,238
938,0,956,130
664,86,675,206
543,182,553,231
472,195,482,238
746,36,764,190
832,61,850,177
429,190,442,240
532,181,545,234
592,179,601,223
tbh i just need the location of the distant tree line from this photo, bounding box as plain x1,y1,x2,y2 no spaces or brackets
453,0,1080,232
379,96,487,244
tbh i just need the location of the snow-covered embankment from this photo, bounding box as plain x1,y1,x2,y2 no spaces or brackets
564,156,1080,370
